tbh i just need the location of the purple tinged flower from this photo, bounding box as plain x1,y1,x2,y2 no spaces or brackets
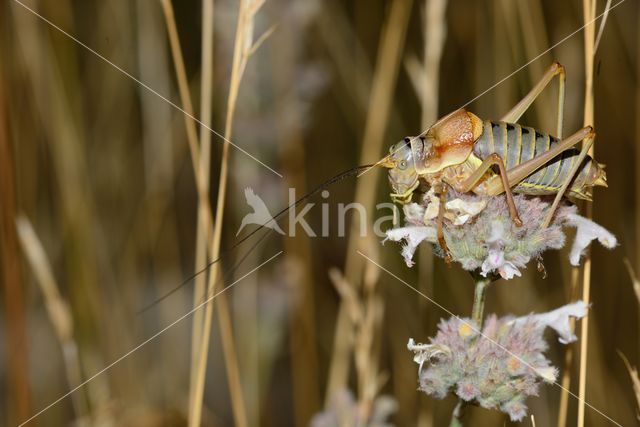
456,382,480,401
502,398,528,422
384,192,615,279
408,302,588,421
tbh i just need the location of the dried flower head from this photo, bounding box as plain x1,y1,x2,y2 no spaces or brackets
385,190,616,279
407,302,589,421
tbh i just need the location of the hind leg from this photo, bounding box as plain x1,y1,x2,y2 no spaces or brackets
540,133,596,228
501,61,566,139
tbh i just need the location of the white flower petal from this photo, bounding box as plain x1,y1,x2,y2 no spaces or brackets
384,226,437,267
511,301,589,344
416,189,440,222
407,338,451,372
404,202,426,222
566,213,617,266
449,213,471,225
418,191,488,225
535,366,558,383
481,249,504,276
480,248,522,280
445,198,487,218
499,262,522,280
423,200,439,222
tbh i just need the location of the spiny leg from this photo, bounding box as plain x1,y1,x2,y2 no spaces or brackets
457,153,523,227
435,184,452,263
501,61,566,138
540,133,595,228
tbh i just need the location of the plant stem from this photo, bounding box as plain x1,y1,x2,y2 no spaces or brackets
449,400,464,427
190,1,259,425
450,274,492,426
188,0,214,418
0,65,32,425
471,274,491,326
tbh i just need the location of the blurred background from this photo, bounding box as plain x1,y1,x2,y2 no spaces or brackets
0,0,638,425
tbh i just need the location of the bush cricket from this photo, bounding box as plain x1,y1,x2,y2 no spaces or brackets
380,62,606,261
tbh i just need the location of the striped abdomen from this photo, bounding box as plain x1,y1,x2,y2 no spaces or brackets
473,120,606,200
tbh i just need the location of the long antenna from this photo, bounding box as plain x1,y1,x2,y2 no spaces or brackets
139,164,377,312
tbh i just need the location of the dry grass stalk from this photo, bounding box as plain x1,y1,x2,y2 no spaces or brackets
621,259,640,419
10,1,121,410
160,2,249,424
625,259,640,302
328,253,385,417
556,268,580,427
189,1,274,425
159,0,216,266
636,0,640,354
619,352,640,420
404,0,448,128
159,0,217,244
634,0,640,350
159,0,202,177
577,1,597,424
161,0,248,423
15,216,88,422
593,0,613,54
160,0,215,411
325,0,413,404
0,77,31,424
188,0,215,412
555,1,612,424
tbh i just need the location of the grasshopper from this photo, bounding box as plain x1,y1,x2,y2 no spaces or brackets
379,62,607,260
